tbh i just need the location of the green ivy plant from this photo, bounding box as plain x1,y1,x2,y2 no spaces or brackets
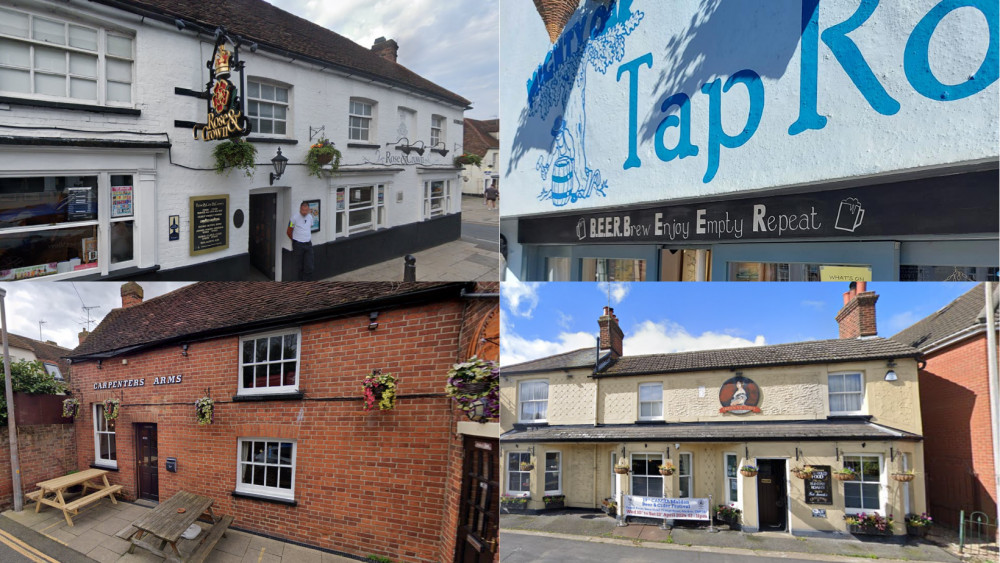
212,139,257,177
0,359,68,425
453,153,482,167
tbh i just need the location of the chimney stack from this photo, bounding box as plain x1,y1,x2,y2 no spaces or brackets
78,330,89,345
371,37,399,63
597,306,624,358
835,281,878,339
121,281,143,309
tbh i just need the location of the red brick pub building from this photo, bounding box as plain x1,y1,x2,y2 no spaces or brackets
67,281,499,563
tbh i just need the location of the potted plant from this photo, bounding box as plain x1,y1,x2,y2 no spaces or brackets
195,397,214,425
658,462,675,476
891,469,916,482
905,513,933,537
614,460,631,474
445,356,499,421
61,397,80,419
362,370,397,411
305,137,342,178
543,494,565,510
714,504,742,530
453,153,483,167
791,466,814,480
844,512,894,536
739,464,758,477
520,461,534,471
501,495,529,514
212,138,257,177
834,467,858,481
102,398,120,421
601,498,617,517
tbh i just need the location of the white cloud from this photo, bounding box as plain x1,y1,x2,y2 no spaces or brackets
501,280,541,318
624,320,766,356
596,282,630,305
801,300,825,310
886,311,919,334
556,311,573,330
500,310,595,366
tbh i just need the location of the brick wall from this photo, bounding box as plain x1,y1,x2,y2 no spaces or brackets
0,424,77,511
71,296,496,563
919,333,998,528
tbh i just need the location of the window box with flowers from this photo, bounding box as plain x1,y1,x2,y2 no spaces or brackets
195,397,214,425
739,464,758,477
905,513,932,537
501,495,529,514
305,137,342,178
714,504,742,530
445,356,498,422
845,513,894,536
362,370,396,411
543,494,565,510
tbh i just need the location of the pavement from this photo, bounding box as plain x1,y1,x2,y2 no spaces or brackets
325,194,499,282
3,497,356,563
500,510,963,563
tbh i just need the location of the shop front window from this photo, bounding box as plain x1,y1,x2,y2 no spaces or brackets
507,451,530,495
237,438,296,500
334,184,386,236
630,453,663,497
899,265,999,282
239,329,300,395
843,455,882,514
582,258,646,282
545,257,571,281
728,262,872,281
424,180,451,218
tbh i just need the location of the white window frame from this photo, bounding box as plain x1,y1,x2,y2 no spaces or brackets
842,453,885,515
92,403,116,469
630,453,664,498
235,438,297,501
677,452,693,498
349,98,375,142
724,452,740,506
430,114,445,146
107,173,137,271
246,79,290,137
423,179,451,219
638,382,663,421
237,328,301,396
828,372,865,415
506,451,531,496
0,6,134,106
517,379,549,423
334,184,386,236
610,452,619,499
544,451,562,495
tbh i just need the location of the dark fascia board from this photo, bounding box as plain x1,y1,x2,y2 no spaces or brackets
67,282,473,361
0,95,141,115
591,353,922,378
87,0,472,110
0,136,169,149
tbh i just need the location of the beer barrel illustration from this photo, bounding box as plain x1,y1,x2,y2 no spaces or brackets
551,156,574,207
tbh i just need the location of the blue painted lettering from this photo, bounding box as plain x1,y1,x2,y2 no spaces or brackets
655,93,699,162
820,0,900,115
701,70,765,183
617,53,654,170
789,0,827,135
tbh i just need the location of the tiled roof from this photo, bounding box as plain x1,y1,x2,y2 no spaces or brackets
500,419,922,443
69,282,468,359
503,348,597,374
95,0,471,108
463,119,499,158
892,283,998,352
2,332,72,376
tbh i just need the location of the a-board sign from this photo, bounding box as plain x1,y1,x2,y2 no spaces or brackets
190,195,229,255
805,465,832,505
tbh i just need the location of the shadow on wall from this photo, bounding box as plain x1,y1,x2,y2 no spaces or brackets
919,370,998,529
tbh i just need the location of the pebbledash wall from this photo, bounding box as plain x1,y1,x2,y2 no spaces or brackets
67,284,498,563
0,0,468,282
499,0,999,281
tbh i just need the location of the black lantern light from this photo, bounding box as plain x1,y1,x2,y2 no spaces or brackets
269,147,288,185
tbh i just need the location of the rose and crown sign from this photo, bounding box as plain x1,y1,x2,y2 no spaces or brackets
193,42,251,141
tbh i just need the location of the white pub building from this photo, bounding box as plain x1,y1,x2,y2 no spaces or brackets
0,0,470,281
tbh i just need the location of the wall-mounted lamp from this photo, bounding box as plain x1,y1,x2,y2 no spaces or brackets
410,140,426,156
175,18,186,31
388,137,413,154
97,359,102,370
884,359,898,381
181,343,189,357
368,311,379,330
269,148,288,186
465,397,489,423
430,142,449,156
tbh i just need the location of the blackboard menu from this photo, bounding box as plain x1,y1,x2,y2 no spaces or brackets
190,195,229,255
805,465,832,505
67,187,96,221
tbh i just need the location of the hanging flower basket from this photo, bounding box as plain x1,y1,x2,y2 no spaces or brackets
740,465,758,477
362,370,397,411
834,468,858,481
453,153,483,167
445,356,499,421
61,398,80,419
195,397,214,425
614,462,631,475
791,466,814,480
102,398,120,421
305,137,342,178
658,463,675,476
891,472,915,483
520,462,534,471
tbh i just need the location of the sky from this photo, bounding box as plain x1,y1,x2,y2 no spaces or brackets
501,282,981,366
268,0,499,120
0,283,191,350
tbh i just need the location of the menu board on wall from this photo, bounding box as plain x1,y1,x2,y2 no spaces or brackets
189,195,229,255
805,465,832,505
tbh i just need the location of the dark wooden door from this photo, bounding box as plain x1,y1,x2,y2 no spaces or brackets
756,459,786,530
249,193,277,280
454,437,498,563
135,423,158,502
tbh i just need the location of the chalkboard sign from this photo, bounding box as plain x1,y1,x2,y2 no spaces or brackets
190,195,229,255
805,465,832,505
67,187,96,221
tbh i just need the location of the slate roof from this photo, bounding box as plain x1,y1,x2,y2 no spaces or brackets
2,332,72,376
892,283,998,352
69,282,469,360
94,0,471,108
463,118,499,158
502,338,920,377
500,419,922,443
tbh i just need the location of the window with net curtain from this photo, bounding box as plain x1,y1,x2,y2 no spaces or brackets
638,382,663,420
828,372,864,414
518,379,548,422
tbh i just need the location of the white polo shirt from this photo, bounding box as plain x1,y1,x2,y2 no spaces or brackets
289,211,312,243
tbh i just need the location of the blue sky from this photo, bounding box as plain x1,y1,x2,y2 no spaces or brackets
501,282,979,365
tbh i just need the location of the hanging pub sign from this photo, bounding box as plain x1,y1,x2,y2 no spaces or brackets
193,42,251,141
718,375,761,414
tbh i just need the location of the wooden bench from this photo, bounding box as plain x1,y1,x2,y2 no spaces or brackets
62,485,123,513
127,491,231,562
30,469,122,526
186,515,234,563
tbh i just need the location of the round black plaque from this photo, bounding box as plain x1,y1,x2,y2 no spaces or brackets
233,209,245,228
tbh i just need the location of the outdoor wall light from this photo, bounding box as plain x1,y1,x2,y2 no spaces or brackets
181,343,189,357
884,360,898,381
368,312,379,330
97,359,102,370
430,142,449,156
175,18,186,31
269,148,288,186
388,137,412,154
410,141,426,156
465,398,488,423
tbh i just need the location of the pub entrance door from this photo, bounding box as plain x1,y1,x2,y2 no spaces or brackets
135,423,158,502
249,193,277,280
454,436,498,563
756,459,787,531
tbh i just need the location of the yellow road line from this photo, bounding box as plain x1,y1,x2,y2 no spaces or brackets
0,528,60,563
258,546,266,563
39,533,66,546
38,521,61,534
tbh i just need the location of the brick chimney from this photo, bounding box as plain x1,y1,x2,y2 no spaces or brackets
835,281,878,339
371,37,398,63
598,306,624,358
78,330,89,345
121,281,143,309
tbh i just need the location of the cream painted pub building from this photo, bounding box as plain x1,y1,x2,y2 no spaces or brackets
500,283,927,536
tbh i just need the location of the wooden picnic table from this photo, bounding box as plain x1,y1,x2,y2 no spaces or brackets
27,468,122,526
124,490,233,563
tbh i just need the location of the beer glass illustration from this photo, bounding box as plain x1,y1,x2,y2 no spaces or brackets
835,197,865,232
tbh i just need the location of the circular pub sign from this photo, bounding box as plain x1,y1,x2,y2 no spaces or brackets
718,375,762,414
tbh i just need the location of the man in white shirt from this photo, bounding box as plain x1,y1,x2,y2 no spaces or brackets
287,201,314,280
